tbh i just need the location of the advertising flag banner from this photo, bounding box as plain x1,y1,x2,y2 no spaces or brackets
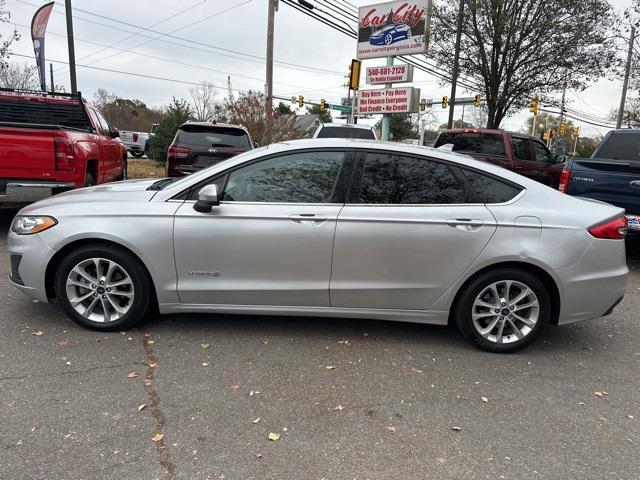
31,2,54,91
357,87,420,115
357,1,431,59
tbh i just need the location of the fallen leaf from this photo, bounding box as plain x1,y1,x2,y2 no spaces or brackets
602,391,609,395
334,404,345,411
127,337,133,341
120,331,127,336
325,365,336,370
409,366,423,374
282,427,288,432
387,426,396,433
200,343,211,349
452,426,461,431
256,453,263,458
58,340,69,348
147,362,158,368
31,331,44,336
594,391,604,397
578,402,585,406
127,372,138,379
151,433,164,442
65,361,71,366
147,340,155,345
481,396,488,403
202,362,209,367
262,340,270,345
145,379,152,386
628,415,635,420
252,418,261,424
231,384,240,390
138,404,147,411
268,432,280,441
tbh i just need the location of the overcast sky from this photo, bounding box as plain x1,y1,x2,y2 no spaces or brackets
1,0,633,137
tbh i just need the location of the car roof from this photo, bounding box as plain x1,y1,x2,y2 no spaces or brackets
440,128,543,141
179,121,248,131
319,123,374,130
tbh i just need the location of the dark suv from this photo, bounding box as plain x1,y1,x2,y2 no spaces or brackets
166,122,253,177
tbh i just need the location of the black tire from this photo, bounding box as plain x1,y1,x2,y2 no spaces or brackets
84,172,94,187
130,151,145,158
54,244,153,331
454,268,551,353
115,159,128,181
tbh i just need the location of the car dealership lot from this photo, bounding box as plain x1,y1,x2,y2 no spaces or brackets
1,207,639,480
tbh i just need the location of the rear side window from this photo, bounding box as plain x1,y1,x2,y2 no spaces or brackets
317,126,375,140
462,169,523,203
434,133,506,156
176,125,250,148
595,133,640,161
356,153,467,204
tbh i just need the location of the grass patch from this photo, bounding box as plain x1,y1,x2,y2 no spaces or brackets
127,159,166,179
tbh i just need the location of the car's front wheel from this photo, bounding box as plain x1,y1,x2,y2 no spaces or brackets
384,33,393,45
454,268,550,353
54,244,153,331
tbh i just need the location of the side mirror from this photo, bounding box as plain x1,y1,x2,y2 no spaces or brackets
193,184,220,213
110,127,120,138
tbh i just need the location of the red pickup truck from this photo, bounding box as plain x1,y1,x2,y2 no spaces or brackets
0,89,127,205
433,128,565,188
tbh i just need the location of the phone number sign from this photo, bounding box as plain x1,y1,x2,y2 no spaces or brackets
366,63,414,84
357,87,420,115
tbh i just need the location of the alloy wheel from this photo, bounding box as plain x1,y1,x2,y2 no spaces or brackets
65,258,135,323
471,280,539,344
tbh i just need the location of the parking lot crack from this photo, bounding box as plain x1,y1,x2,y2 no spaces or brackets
142,336,176,480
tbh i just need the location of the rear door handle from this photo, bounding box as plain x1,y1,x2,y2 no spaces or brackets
289,214,328,225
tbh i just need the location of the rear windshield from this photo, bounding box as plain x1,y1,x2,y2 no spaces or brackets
316,126,375,139
0,96,93,131
175,124,251,148
434,133,506,156
595,132,640,161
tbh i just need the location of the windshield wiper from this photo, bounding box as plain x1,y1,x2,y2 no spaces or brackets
147,178,176,191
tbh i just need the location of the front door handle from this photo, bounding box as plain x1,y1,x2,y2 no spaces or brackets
289,214,328,225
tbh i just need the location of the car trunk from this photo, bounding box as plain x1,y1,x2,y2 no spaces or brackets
567,158,640,215
177,145,240,175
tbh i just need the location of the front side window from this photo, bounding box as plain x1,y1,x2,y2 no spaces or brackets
434,133,506,156
511,137,532,161
222,151,345,203
356,153,467,204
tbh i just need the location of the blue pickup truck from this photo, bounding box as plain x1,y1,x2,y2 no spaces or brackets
561,129,640,233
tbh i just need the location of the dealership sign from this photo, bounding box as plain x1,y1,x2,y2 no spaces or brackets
357,87,420,115
357,1,431,59
366,63,414,85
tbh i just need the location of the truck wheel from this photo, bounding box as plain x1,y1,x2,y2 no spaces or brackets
54,244,153,331
131,151,145,158
84,173,94,187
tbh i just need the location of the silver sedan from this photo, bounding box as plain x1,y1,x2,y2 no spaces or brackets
8,139,628,352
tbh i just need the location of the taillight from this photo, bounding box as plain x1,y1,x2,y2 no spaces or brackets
588,216,628,240
558,167,570,193
54,139,75,171
167,145,190,159
132,133,138,142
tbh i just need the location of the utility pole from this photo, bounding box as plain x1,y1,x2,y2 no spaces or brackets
617,25,636,129
64,0,77,95
380,56,394,141
265,0,276,127
447,0,465,129
553,74,568,155
49,63,54,93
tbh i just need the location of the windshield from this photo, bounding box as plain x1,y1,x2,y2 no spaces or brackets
316,126,375,140
175,125,251,148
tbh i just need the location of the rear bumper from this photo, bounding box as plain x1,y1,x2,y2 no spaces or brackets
0,179,76,204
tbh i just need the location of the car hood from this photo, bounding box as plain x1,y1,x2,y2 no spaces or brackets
20,178,159,213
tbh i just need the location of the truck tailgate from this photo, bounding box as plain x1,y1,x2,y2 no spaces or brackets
0,127,56,178
566,158,640,215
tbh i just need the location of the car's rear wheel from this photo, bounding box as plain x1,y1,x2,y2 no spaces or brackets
54,245,152,331
130,151,145,158
385,33,393,45
454,268,550,353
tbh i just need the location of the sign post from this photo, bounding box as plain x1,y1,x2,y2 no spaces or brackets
381,56,394,141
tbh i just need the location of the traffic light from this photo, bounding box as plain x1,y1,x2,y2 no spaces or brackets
474,94,481,108
419,99,427,111
348,59,361,91
573,126,580,136
297,95,304,108
559,123,566,135
319,99,326,111
442,96,448,109
529,95,539,114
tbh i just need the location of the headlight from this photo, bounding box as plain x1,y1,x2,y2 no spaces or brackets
11,216,58,235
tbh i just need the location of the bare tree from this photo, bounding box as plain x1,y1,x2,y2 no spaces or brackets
0,0,19,70
0,62,38,89
431,0,617,128
190,81,218,122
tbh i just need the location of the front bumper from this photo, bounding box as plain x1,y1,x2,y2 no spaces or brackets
0,179,75,204
7,229,56,303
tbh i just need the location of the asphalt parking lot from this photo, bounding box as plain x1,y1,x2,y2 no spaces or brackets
1,207,639,480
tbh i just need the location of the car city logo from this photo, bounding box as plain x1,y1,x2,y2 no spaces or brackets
630,180,640,190
361,2,426,29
